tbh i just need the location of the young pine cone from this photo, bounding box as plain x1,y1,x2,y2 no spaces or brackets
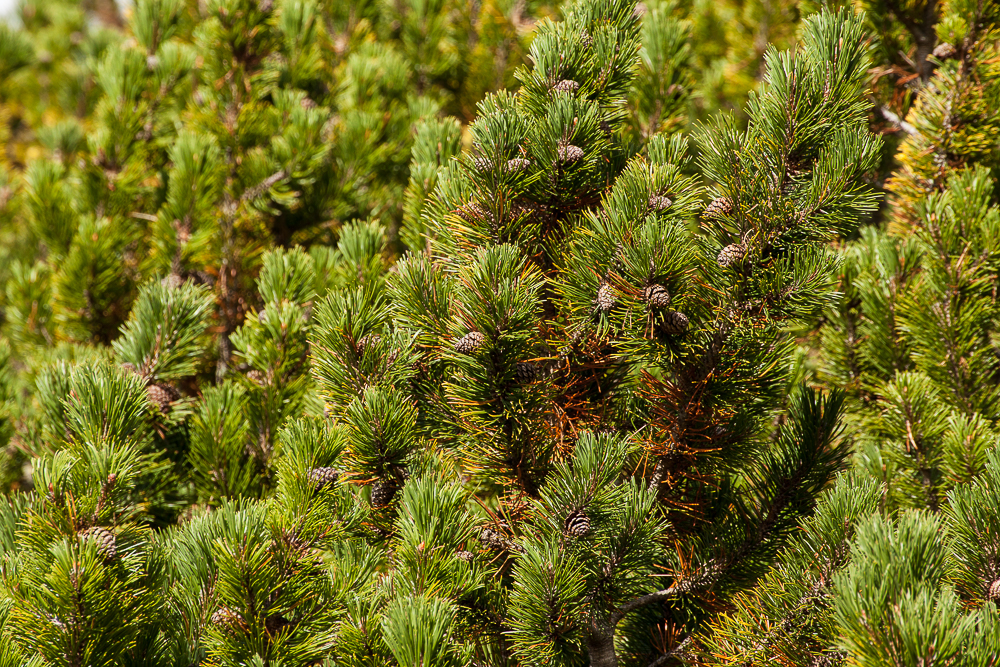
557,144,585,163
370,479,399,508
454,331,487,354
147,383,179,414
717,243,746,268
552,79,580,94
642,284,670,309
516,362,537,383
80,526,117,560
594,283,616,313
702,196,733,219
505,158,532,173
564,510,591,537
648,195,672,211
660,311,689,335
306,467,338,492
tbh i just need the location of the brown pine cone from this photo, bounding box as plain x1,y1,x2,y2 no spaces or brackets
454,331,487,354
703,196,733,219
505,158,532,173
147,383,179,414
455,549,475,562
370,479,399,508
80,526,117,560
246,370,267,385
121,362,138,375
480,527,509,551
357,333,381,357
580,30,593,48
211,606,240,631
989,579,1000,602
642,284,670,308
557,144,585,163
717,243,746,268
649,195,672,211
516,362,537,383
473,157,492,172
552,79,580,94
932,42,957,59
660,311,689,335
306,467,339,492
564,510,591,537
594,283,615,313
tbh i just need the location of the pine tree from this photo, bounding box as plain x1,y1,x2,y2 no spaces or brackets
700,0,1000,662
309,2,881,664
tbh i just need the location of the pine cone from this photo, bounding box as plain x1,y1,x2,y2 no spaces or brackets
594,283,615,313
121,362,138,375
660,311,689,335
932,42,957,59
307,467,338,492
370,479,399,508
265,614,291,636
564,510,591,537
557,144,585,163
649,195,672,211
147,383,179,414
717,243,746,268
246,369,267,385
580,30,593,48
516,362,537,383
81,526,117,560
160,273,183,289
703,196,733,219
480,527,509,551
456,201,486,222
357,333,381,357
454,331,487,354
552,79,580,94
455,549,475,562
642,284,670,309
473,156,492,172
211,606,240,631
989,579,1000,602
505,158,532,173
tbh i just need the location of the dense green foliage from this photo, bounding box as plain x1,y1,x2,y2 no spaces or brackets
0,0,999,666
